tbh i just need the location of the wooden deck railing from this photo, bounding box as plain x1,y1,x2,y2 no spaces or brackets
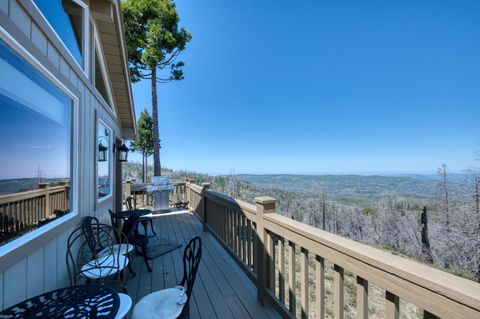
185,180,480,319
0,183,70,242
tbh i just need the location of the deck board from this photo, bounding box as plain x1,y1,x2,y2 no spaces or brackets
125,210,279,319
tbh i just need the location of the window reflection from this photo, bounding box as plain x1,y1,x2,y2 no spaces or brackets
33,0,84,67
98,122,111,199
0,39,72,245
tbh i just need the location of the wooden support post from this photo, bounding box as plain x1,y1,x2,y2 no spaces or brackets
289,241,296,313
315,255,325,319
300,247,309,319
202,183,210,231
385,291,399,319
278,238,285,303
255,196,276,306
334,264,344,319
356,276,368,319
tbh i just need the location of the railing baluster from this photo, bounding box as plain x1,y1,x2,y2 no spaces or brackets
289,240,296,313
356,276,368,319
243,215,248,264
267,231,275,292
334,264,344,319
301,247,309,319
316,255,325,319
278,237,285,303
424,310,439,319
385,291,399,319
252,221,258,274
234,210,239,255
247,219,252,268
239,214,244,262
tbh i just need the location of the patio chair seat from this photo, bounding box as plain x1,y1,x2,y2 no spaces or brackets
80,254,129,280
115,293,133,319
99,243,134,257
132,287,187,319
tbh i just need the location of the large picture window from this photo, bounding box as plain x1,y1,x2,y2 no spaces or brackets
97,121,112,200
0,38,72,246
32,0,87,69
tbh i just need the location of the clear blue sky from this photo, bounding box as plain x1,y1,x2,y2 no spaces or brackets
130,0,480,175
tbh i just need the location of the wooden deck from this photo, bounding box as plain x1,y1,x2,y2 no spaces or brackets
125,210,280,319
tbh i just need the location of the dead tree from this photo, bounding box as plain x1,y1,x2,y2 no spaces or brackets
420,206,433,263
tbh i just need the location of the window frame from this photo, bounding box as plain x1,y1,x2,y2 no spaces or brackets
96,119,113,203
30,0,90,77
0,25,80,260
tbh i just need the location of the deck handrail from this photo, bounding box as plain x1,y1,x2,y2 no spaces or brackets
185,180,480,319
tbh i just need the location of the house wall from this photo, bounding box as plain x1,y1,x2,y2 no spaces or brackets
0,0,128,309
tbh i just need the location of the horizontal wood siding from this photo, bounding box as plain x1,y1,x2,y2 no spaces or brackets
0,0,125,309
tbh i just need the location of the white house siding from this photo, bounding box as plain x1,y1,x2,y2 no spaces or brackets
0,0,128,309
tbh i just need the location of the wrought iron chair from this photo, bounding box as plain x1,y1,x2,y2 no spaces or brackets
109,209,152,272
125,196,137,210
66,216,130,292
132,237,202,319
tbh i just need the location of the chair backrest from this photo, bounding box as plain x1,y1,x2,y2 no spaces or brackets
66,217,127,286
82,216,101,257
179,237,202,299
108,209,119,229
125,196,136,210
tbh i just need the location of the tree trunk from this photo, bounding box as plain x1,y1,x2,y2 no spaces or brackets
151,67,161,176
420,206,433,263
142,153,146,183
145,155,148,183
322,192,326,230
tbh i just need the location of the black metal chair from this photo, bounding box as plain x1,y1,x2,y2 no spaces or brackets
66,216,130,292
125,196,137,210
132,237,202,319
109,209,153,272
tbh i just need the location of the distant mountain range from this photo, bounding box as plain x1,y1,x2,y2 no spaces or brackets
235,174,469,200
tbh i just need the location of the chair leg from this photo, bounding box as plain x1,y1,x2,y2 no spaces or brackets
128,259,136,278
142,244,152,272
120,269,128,293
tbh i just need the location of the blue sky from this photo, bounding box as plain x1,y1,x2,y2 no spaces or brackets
130,0,480,175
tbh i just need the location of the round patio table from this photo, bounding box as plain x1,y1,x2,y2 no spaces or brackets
112,209,152,220
0,284,120,319
112,209,157,238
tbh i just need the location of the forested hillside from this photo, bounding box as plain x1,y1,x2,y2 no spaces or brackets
124,163,480,282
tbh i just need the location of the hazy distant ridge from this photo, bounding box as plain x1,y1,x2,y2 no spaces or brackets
236,174,467,199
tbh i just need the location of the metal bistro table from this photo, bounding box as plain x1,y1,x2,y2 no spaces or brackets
0,285,120,319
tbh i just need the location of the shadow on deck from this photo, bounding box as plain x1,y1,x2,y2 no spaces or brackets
125,210,279,319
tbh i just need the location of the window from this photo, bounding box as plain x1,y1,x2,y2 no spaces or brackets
97,121,112,200
32,0,87,69
0,38,72,246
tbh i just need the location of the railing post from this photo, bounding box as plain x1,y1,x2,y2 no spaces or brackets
185,179,190,208
125,180,132,199
39,183,51,217
255,196,276,306
202,183,210,231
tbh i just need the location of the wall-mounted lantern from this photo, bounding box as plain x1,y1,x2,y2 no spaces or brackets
116,140,129,162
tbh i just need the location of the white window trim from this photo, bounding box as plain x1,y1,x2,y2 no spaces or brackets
91,19,117,118
0,25,80,257
30,0,90,78
97,119,114,203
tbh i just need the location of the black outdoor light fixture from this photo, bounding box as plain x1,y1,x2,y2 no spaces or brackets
116,140,129,162
98,141,108,162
